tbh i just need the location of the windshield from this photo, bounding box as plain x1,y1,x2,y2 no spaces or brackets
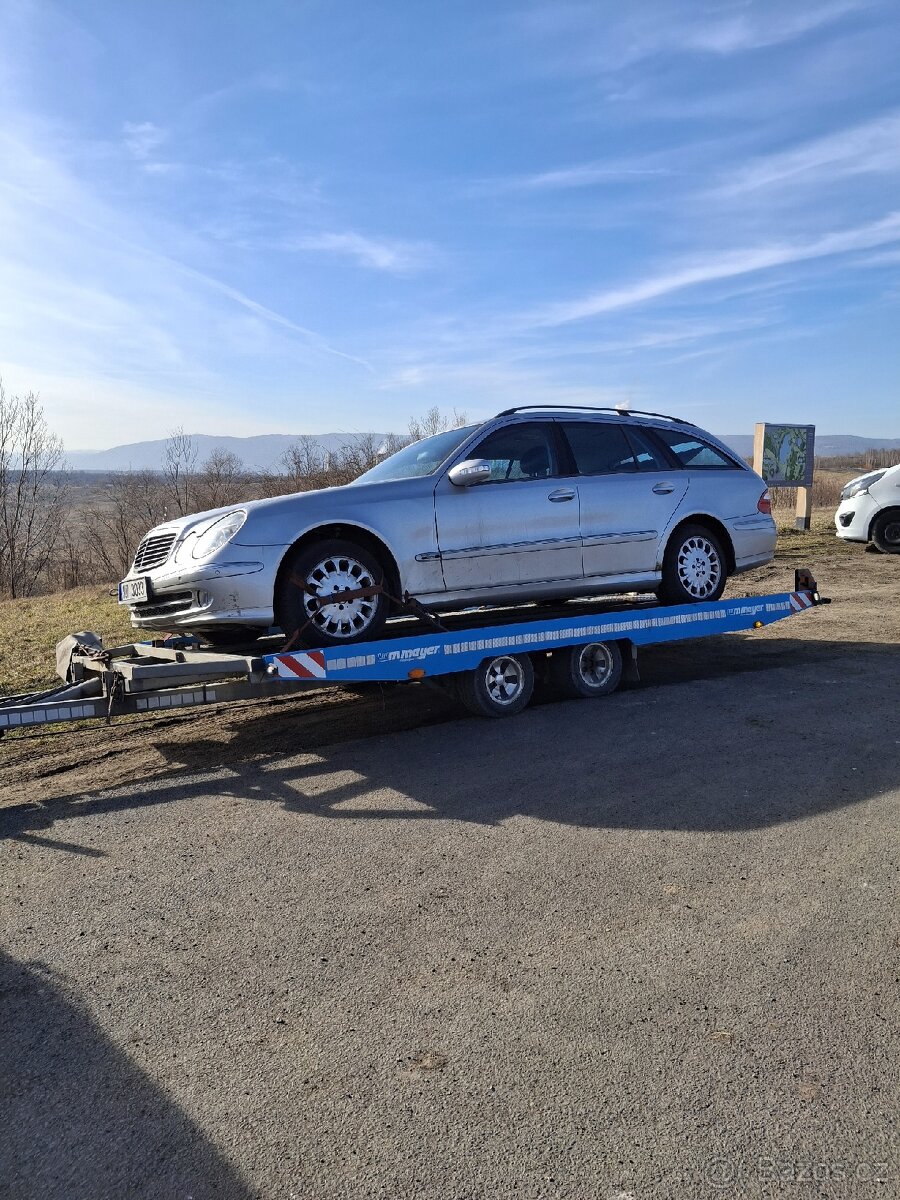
351,425,478,485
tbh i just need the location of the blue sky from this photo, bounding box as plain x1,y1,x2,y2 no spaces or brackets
1,0,898,449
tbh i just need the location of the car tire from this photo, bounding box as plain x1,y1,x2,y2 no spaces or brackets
276,539,389,648
548,640,623,699
658,523,728,605
457,653,534,718
871,509,900,554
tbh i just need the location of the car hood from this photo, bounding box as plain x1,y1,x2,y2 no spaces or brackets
141,475,430,544
843,464,899,494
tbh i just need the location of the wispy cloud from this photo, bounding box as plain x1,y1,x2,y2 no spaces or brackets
475,160,672,194
715,110,900,197
377,360,638,410
521,315,775,358
0,121,372,446
184,72,290,118
524,212,900,326
122,120,166,160
681,0,866,55
516,0,869,74
2,0,897,443
287,230,435,274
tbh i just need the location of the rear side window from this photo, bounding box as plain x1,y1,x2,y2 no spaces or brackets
653,428,739,469
561,422,636,475
623,426,669,472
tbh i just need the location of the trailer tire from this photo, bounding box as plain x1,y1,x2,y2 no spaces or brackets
549,640,622,699
871,509,900,554
457,653,534,718
276,539,389,648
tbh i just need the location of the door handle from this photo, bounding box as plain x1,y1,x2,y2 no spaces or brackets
652,482,676,495
548,489,576,502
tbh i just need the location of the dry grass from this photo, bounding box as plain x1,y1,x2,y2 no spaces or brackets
772,510,853,559
768,467,857,514
0,584,136,696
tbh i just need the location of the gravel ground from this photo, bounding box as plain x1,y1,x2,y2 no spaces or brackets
1,551,898,1198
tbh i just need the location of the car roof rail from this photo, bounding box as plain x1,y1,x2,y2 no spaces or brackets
494,404,690,424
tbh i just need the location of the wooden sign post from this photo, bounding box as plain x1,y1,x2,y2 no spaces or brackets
753,423,816,531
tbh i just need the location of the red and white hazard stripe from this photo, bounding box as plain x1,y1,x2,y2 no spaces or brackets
275,650,327,679
789,591,814,612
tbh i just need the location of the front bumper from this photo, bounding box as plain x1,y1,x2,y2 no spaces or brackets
122,547,285,631
835,493,879,543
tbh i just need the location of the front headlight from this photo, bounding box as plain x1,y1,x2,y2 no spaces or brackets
192,511,247,559
841,471,885,501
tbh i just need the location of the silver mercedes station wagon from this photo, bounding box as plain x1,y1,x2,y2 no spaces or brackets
119,407,776,647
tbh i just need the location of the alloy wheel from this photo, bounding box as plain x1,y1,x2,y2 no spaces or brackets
675,535,722,600
576,643,616,689
302,555,378,639
485,656,527,705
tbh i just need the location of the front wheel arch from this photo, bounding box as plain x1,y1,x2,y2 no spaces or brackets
870,507,900,553
273,524,402,618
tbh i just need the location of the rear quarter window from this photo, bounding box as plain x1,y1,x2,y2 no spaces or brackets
653,428,740,469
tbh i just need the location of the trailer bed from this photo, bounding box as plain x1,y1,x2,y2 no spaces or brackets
0,573,825,732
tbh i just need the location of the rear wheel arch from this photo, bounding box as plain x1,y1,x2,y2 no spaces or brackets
658,517,731,605
663,514,736,574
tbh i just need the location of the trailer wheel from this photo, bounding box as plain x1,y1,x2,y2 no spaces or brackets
457,654,534,718
549,640,623,699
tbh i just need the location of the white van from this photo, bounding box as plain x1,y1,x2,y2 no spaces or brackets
835,463,900,553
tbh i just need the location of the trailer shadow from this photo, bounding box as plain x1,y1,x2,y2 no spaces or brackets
0,951,252,1199
2,634,897,843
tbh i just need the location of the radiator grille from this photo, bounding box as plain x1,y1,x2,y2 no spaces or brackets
132,532,177,573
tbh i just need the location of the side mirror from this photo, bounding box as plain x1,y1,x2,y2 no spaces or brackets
448,459,492,487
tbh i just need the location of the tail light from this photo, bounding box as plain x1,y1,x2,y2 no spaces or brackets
757,489,772,515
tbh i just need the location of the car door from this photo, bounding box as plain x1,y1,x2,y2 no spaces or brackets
559,421,689,578
650,425,749,516
433,421,583,591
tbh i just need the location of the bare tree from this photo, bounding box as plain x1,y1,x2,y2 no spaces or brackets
407,405,468,442
263,409,472,497
79,469,168,581
0,384,68,598
378,432,406,458
163,427,198,516
194,448,248,511
278,435,326,493
329,433,384,485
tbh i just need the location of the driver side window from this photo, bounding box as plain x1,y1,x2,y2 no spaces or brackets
470,422,558,483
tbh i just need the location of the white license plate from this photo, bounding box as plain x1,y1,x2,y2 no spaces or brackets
118,577,149,604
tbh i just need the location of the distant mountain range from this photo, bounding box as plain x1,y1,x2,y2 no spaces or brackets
64,430,900,472
65,432,390,472
719,434,900,459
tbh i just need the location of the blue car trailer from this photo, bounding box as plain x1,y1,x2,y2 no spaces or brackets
0,570,826,732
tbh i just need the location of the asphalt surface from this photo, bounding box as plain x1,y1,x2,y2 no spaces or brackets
2,600,899,1197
